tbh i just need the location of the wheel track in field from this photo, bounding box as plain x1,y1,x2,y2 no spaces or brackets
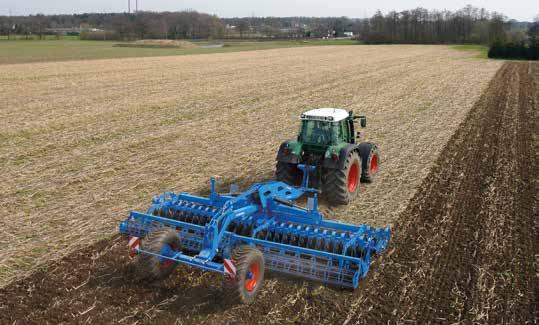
0,62,535,324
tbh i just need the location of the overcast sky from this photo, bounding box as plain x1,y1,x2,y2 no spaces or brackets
1,0,537,21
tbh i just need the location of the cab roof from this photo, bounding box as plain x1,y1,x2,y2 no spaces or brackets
300,108,349,122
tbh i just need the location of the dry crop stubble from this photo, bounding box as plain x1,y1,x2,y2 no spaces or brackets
0,45,501,286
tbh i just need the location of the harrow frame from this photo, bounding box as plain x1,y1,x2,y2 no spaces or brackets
119,165,390,289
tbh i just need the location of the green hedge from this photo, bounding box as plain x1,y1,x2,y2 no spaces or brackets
488,39,539,60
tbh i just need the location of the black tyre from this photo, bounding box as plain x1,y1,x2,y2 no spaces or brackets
275,161,301,186
323,151,361,205
136,228,181,281
358,142,380,183
229,245,265,304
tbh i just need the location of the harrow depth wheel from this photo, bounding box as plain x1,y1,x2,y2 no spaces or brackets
136,228,181,281
230,245,265,304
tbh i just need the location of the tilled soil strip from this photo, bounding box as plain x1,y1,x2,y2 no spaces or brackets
0,62,536,324
344,61,537,324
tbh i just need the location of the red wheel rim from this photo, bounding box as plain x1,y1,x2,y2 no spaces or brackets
161,243,177,268
347,162,359,192
244,262,259,292
370,154,379,174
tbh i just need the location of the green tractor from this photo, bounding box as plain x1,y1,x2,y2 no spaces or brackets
275,108,379,205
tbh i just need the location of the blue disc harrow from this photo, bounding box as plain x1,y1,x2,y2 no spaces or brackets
119,165,390,303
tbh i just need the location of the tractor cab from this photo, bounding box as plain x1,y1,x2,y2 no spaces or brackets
298,120,336,145
299,108,351,145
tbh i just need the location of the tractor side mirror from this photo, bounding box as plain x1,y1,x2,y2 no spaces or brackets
353,115,367,128
360,116,367,128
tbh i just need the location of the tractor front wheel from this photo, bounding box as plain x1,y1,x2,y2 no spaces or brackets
323,151,362,205
358,143,380,183
229,245,265,304
136,228,181,281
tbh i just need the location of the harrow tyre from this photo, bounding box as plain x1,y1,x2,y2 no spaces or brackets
275,161,301,186
323,151,362,205
358,142,380,183
229,245,265,304
136,228,181,281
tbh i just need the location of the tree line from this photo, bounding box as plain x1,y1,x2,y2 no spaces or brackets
358,6,512,44
0,11,225,40
221,17,360,38
0,12,361,40
0,7,536,48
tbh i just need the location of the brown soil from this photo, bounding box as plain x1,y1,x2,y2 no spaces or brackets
0,62,536,324
343,61,538,324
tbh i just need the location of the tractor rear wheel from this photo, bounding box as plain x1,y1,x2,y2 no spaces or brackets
229,245,265,304
358,143,380,183
275,161,301,186
136,228,181,281
323,151,362,205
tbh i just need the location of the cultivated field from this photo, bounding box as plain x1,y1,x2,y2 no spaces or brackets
345,61,537,323
3,45,534,323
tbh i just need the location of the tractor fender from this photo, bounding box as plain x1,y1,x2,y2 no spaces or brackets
322,144,359,170
276,141,301,164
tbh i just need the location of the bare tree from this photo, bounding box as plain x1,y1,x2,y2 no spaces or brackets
237,20,249,38
488,12,506,43
133,16,148,39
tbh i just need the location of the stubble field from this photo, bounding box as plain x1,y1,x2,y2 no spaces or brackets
4,46,535,324
0,45,502,286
